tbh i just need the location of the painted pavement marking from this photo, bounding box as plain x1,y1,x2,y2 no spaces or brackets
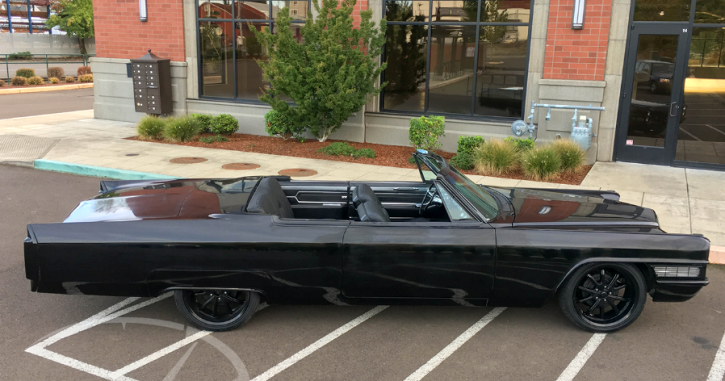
556,333,607,381
403,307,507,381
707,331,725,381
250,305,389,381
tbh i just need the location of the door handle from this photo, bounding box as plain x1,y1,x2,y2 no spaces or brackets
393,187,419,191
669,102,679,117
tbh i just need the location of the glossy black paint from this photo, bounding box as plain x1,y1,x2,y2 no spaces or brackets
25,171,711,309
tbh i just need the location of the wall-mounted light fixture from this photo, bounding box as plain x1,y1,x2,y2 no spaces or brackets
139,0,147,21
572,0,586,29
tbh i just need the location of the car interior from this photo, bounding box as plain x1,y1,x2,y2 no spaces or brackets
245,176,454,223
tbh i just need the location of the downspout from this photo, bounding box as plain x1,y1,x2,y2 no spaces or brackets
26,0,32,34
6,0,12,33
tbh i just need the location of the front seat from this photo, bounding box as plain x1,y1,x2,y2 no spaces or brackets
246,177,294,219
353,184,390,223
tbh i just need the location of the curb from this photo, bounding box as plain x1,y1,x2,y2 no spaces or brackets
34,159,177,180
711,246,725,265
0,83,93,95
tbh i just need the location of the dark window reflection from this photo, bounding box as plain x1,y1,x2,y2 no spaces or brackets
633,0,690,21
676,27,725,164
236,22,270,100
199,0,233,19
383,24,429,112
200,21,235,98
428,25,477,115
475,26,528,117
234,0,269,19
385,0,429,21
694,0,725,24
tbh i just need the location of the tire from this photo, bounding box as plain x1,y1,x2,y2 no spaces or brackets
558,263,647,333
174,289,260,331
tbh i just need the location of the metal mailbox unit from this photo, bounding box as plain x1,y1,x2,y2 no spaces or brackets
130,49,172,115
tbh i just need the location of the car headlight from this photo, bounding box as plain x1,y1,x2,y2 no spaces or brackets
659,78,670,83
653,266,700,277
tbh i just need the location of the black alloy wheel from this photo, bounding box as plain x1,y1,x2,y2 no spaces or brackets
558,263,647,332
174,289,260,331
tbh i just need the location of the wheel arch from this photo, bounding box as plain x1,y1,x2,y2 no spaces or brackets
554,259,658,294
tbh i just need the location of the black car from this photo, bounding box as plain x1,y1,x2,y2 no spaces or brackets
24,151,710,333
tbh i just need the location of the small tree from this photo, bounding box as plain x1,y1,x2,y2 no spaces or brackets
46,0,95,55
252,0,387,142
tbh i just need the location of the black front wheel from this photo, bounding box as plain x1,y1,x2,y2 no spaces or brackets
174,289,260,331
558,263,647,332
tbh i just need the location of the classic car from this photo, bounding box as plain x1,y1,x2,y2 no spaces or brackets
24,151,710,333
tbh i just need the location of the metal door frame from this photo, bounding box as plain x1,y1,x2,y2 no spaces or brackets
614,23,691,165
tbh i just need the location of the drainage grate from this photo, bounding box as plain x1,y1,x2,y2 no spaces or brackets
0,134,58,163
222,163,260,170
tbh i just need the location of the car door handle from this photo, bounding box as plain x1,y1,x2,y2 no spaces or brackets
669,102,679,117
393,187,419,191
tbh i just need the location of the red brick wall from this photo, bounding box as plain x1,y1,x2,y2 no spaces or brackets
543,0,611,81
94,0,185,62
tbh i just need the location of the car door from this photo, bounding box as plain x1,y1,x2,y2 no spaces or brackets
341,220,495,301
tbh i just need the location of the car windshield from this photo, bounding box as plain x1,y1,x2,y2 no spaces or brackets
652,62,674,75
415,151,500,220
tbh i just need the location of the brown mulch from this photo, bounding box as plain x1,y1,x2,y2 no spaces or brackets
128,133,591,185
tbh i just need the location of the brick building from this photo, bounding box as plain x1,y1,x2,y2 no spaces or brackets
90,0,725,169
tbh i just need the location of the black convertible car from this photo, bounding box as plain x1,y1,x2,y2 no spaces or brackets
24,151,710,332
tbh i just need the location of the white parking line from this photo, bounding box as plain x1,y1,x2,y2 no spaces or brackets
250,305,389,381
707,331,725,381
556,333,607,381
403,307,506,381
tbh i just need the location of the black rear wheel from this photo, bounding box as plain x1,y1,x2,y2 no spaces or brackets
174,289,260,331
558,263,646,332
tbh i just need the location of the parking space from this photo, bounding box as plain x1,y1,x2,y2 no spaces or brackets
2,165,724,381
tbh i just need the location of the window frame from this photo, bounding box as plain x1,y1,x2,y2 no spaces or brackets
195,0,310,102
379,0,534,122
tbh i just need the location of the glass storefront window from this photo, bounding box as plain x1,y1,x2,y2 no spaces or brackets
694,0,725,23
676,27,725,164
633,0,691,21
200,21,235,98
235,22,270,100
381,0,531,117
235,0,270,19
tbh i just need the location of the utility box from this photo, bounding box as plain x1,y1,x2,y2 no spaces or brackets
130,49,172,115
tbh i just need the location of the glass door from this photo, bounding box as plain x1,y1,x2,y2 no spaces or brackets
615,24,690,165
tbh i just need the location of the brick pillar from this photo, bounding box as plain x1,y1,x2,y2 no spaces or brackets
543,0,611,81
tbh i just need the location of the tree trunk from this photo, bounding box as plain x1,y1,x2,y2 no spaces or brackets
78,38,87,56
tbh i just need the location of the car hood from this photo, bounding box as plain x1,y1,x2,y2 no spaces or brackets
493,187,658,228
64,179,251,223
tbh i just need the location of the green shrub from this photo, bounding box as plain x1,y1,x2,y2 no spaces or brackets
199,134,229,143
457,136,485,155
137,116,166,140
190,113,213,133
264,109,303,140
49,77,60,84
551,139,585,172
77,66,92,75
473,139,518,176
450,151,475,170
16,68,35,78
48,67,65,78
318,142,357,156
27,76,44,85
163,116,203,142
8,51,31,60
0,79,5,87
504,136,535,152
409,115,445,151
353,148,376,159
521,146,562,181
78,74,93,83
408,155,417,164
65,76,75,83
210,114,238,135
10,76,27,86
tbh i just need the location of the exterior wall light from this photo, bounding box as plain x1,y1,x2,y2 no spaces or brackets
572,0,586,29
139,0,148,22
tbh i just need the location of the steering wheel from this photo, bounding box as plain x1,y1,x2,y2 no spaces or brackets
419,183,438,215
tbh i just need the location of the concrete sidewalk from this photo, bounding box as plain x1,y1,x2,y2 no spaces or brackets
0,110,723,250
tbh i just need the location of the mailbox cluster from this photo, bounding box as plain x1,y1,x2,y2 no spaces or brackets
130,49,173,115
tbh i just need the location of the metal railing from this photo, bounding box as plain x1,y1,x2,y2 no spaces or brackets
2,53,96,80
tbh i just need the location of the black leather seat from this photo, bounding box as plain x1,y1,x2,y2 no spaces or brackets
246,177,294,219
353,184,390,223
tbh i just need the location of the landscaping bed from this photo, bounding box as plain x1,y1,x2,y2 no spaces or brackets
0,82,88,90
129,133,591,185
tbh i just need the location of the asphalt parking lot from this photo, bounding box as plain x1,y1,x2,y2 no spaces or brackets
1,164,724,381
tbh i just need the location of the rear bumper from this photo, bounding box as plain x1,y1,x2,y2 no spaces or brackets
651,278,709,302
